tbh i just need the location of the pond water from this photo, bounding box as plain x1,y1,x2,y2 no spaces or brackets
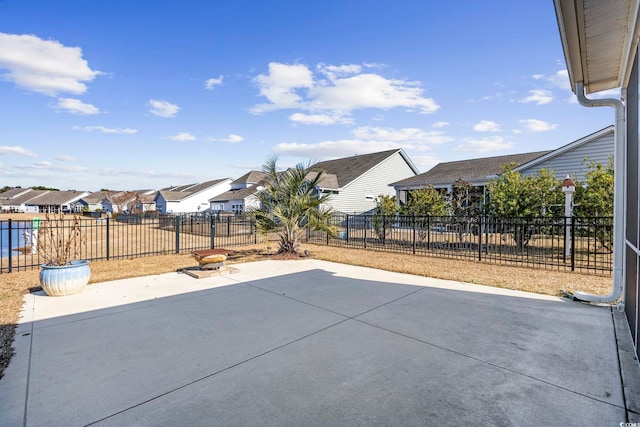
0,220,34,258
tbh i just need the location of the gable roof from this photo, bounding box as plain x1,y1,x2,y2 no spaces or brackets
393,151,551,187
25,190,88,206
159,179,231,202
312,149,418,190
2,190,49,205
0,188,32,200
81,191,122,204
232,171,268,185
210,184,263,202
515,125,614,173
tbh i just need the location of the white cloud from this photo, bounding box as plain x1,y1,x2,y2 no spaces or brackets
549,70,570,90
222,134,244,143
410,155,440,173
72,125,137,134
519,119,558,132
169,132,196,141
352,126,452,145
520,89,553,105
0,145,37,157
208,134,245,143
149,99,179,118
274,139,403,160
251,62,439,116
205,75,223,90
309,73,439,114
251,62,313,112
0,33,100,96
473,120,501,132
274,125,452,161
56,98,100,115
455,136,514,153
56,155,78,161
289,113,353,125
432,121,449,128
316,63,362,79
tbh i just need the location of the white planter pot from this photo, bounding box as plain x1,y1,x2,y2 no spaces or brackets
39,260,91,296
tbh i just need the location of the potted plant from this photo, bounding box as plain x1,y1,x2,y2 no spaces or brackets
36,212,91,296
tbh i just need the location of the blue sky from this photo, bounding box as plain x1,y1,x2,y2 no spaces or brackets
0,1,615,192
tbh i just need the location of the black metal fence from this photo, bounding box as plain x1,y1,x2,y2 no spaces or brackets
305,214,613,275
0,213,257,273
1,212,613,275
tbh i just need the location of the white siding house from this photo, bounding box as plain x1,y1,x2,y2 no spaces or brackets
209,171,268,214
312,149,419,214
517,126,614,181
155,179,232,214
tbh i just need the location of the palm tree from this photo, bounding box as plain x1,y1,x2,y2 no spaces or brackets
252,155,335,255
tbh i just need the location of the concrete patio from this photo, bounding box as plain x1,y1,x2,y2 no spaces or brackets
0,259,637,426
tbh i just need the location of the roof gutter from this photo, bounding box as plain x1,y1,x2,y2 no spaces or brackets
572,81,625,308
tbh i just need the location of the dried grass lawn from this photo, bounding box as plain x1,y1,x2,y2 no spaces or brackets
0,212,612,380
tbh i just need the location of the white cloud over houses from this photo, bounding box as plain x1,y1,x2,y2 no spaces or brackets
275,139,404,160
0,145,37,157
251,62,439,120
274,125,452,160
149,99,180,118
519,119,558,132
432,121,449,128
0,33,101,96
169,132,196,141
72,125,138,134
56,98,100,115
455,136,514,153
205,75,223,90
473,120,501,132
352,126,452,146
520,89,553,105
289,113,353,125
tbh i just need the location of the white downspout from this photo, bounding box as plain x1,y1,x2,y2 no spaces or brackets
573,81,625,308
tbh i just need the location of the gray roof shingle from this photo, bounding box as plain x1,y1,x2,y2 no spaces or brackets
312,149,404,189
393,151,551,186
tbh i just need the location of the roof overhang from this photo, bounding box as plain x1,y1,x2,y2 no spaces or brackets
554,0,640,93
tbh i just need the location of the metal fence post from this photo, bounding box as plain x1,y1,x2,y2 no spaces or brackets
210,216,215,249
478,215,482,261
427,216,431,250
106,217,110,261
175,215,180,254
7,219,12,273
346,214,350,243
364,216,368,249
571,216,575,271
412,215,416,254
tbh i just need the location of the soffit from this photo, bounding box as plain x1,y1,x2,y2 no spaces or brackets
555,0,640,93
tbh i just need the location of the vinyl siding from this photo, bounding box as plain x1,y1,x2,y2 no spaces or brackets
520,132,614,182
329,152,417,214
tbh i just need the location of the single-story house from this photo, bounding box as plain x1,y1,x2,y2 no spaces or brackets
392,126,614,207
0,189,50,213
155,179,233,214
24,190,90,213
